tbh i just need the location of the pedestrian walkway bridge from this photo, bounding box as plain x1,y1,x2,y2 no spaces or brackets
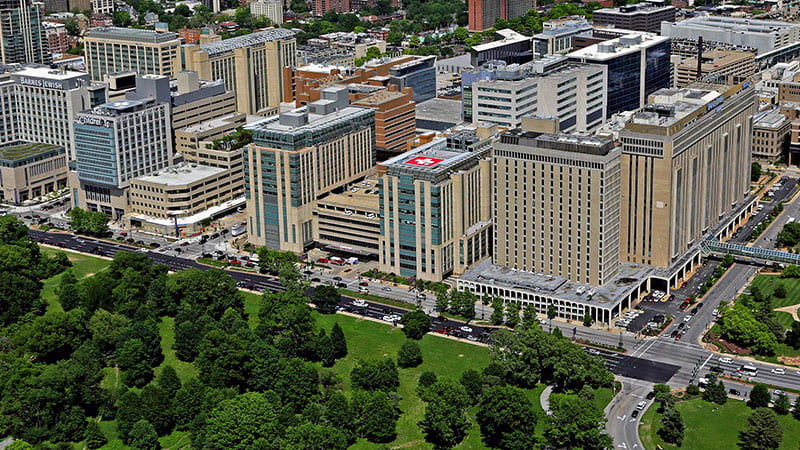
700,238,800,265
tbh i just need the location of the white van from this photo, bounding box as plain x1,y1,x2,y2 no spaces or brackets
739,364,758,376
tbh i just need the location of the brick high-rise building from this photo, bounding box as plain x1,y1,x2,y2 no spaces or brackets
315,0,349,15
468,0,535,32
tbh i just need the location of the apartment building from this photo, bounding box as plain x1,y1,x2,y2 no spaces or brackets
675,50,755,87
0,65,106,160
0,0,49,65
463,56,607,132
492,131,621,286
592,3,676,33
244,87,375,252
468,0,535,31
71,98,173,218
378,136,493,281
250,0,283,24
84,27,182,82
619,81,755,268
568,33,671,117
0,142,67,204
752,109,790,160
183,29,296,116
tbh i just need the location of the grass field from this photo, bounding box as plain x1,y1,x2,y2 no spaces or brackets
640,398,800,450
41,249,614,449
746,275,800,362
40,248,110,313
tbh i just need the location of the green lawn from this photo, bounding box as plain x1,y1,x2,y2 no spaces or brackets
745,275,800,362
40,248,110,313
156,317,199,382
640,398,800,450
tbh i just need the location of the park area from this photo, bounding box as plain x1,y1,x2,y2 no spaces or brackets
640,397,800,450
35,248,614,449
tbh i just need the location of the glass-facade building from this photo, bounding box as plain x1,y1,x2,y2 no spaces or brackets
568,34,671,117
0,0,49,65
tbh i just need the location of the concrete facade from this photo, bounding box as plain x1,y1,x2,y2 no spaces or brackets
0,142,67,204
752,109,790,159
592,3,676,33
675,50,755,87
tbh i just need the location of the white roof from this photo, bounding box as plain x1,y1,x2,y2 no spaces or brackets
567,33,669,61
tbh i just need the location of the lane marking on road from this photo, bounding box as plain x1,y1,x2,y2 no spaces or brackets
698,353,714,372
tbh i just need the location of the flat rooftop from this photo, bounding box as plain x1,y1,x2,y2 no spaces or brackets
351,89,408,106
471,29,530,52
86,27,179,43
567,33,669,61
9,65,89,81
248,105,371,134
415,97,463,125
198,28,295,56
460,258,656,309
135,163,224,186
0,142,62,162
678,50,754,68
754,109,790,129
181,113,245,133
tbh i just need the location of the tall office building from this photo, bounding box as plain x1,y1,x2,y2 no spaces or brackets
463,56,607,132
468,0,535,32
378,136,493,281
183,29,296,116
0,65,105,160
568,33,670,117
125,71,237,136
71,98,173,218
618,81,755,268
386,55,436,103
492,130,621,286
0,0,49,64
592,3,676,34
84,27,182,82
244,87,375,252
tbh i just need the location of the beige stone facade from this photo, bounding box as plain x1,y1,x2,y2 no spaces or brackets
492,132,621,286
675,50,755,87
182,29,296,116
175,113,247,156
0,143,67,204
619,82,755,268
752,109,790,159
245,95,376,252
377,137,493,281
84,27,182,81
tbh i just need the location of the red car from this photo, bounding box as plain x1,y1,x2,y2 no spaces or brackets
318,258,329,263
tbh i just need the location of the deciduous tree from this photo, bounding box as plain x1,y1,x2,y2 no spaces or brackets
419,379,471,449
397,340,423,368
476,385,538,449
401,309,431,340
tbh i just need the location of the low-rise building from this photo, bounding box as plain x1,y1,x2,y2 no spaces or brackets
175,113,247,156
314,179,381,257
675,50,755,87
0,142,67,205
753,109,790,160
126,161,244,234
